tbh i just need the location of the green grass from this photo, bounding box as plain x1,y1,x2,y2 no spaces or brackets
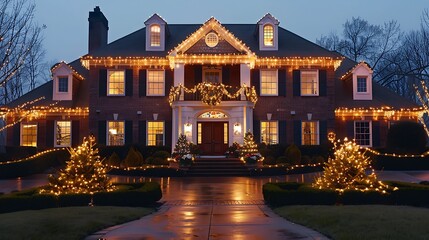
0,206,153,240
275,205,429,240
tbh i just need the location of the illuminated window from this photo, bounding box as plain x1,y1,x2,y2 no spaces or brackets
224,123,228,144
263,25,274,46
107,70,125,96
355,121,372,147
107,121,124,146
357,77,367,93
148,121,164,146
260,69,278,95
150,25,161,47
55,121,71,147
205,32,219,47
261,121,278,144
199,111,227,119
21,123,37,147
147,70,165,96
301,70,319,96
302,121,319,145
203,67,221,84
197,123,202,144
58,77,68,92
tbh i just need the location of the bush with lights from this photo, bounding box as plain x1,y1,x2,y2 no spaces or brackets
41,135,115,195
172,134,194,166
313,136,394,194
240,131,263,164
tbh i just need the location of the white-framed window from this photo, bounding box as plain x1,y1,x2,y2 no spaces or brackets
302,121,319,145
150,24,161,47
300,70,319,96
58,76,68,92
357,76,368,93
263,24,274,47
205,32,219,48
21,123,37,147
203,67,222,84
261,121,278,144
147,70,165,96
260,69,278,96
355,121,372,147
55,121,71,147
107,70,125,96
147,121,164,146
107,121,125,146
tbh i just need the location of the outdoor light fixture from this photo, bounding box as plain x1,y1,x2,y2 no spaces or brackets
113,113,118,120
307,113,312,121
267,113,272,121
290,110,296,116
234,122,242,135
153,113,158,120
137,111,142,115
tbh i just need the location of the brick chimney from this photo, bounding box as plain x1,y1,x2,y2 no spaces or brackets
88,6,108,53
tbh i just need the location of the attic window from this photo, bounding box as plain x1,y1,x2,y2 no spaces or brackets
150,25,161,47
205,32,219,48
263,25,274,46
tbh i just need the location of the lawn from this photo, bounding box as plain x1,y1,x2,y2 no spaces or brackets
275,205,429,240
0,206,153,240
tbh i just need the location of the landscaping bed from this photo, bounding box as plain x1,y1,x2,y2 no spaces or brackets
250,164,323,176
0,182,162,213
263,181,429,206
108,167,185,177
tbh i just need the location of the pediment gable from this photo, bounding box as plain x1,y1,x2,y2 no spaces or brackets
170,17,253,56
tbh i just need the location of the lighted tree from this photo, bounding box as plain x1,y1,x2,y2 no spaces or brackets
43,135,114,195
414,80,429,136
240,131,258,156
313,138,391,193
172,133,191,158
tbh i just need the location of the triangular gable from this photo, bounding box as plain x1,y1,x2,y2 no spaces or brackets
257,13,280,25
340,61,373,80
169,17,254,56
51,61,84,80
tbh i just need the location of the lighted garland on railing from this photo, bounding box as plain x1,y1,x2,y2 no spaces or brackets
168,83,258,107
104,164,171,171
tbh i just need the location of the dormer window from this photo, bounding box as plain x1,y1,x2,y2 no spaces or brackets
357,76,367,93
349,62,373,100
263,25,274,46
150,25,161,47
58,76,69,92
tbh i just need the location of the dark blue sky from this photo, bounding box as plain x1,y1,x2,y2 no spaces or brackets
35,0,427,63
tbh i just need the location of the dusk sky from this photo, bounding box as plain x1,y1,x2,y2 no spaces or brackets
34,0,428,63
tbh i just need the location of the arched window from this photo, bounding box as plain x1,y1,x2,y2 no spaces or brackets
150,25,161,47
263,25,274,46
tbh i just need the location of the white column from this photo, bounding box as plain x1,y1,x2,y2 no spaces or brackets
246,106,253,134
174,63,185,100
171,106,179,152
240,63,251,100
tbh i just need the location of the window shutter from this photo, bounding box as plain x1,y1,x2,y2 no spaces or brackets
125,69,133,96
319,69,327,96
194,65,202,84
165,69,173,96
251,69,260,95
72,120,80,147
139,69,147,97
279,120,287,145
138,121,147,145
372,121,381,147
165,121,172,147
13,124,20,146
253,120,260,143
99,69,107,97
347,121,355,140
222,67,230,85
319,120,327,145
278,69,286,97
46,120,54,148
98,121,106,146
125,120,133,145
293,70,300,96
293,120,302,145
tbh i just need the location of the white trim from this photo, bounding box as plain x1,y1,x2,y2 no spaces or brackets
147,121,165,146
54,120,72,147
145,19,166,51
352,63,373,100
146,69,165,96
258,14,279,51
301,120,320,145
203,66,222,84
20,122,37,147
260,69,278,96
354,120,372,147
300,69,319,96
107,121,125,146
52,63,73,101
107,70,126,96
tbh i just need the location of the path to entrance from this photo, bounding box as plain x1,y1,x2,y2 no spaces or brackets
86,176,328,240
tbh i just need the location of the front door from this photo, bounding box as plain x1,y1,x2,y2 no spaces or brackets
198,122,228,155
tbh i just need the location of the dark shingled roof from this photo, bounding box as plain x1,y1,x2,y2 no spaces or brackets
335,58,419,109
89,24,340,58
5,59,89,108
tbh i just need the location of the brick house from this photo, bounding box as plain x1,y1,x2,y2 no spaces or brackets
1,7,422,154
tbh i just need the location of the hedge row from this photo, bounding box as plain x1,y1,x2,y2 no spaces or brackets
263,181,429,207
371,154,429,170
0,182,162,213
0,149,70,179
98,145,171,160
